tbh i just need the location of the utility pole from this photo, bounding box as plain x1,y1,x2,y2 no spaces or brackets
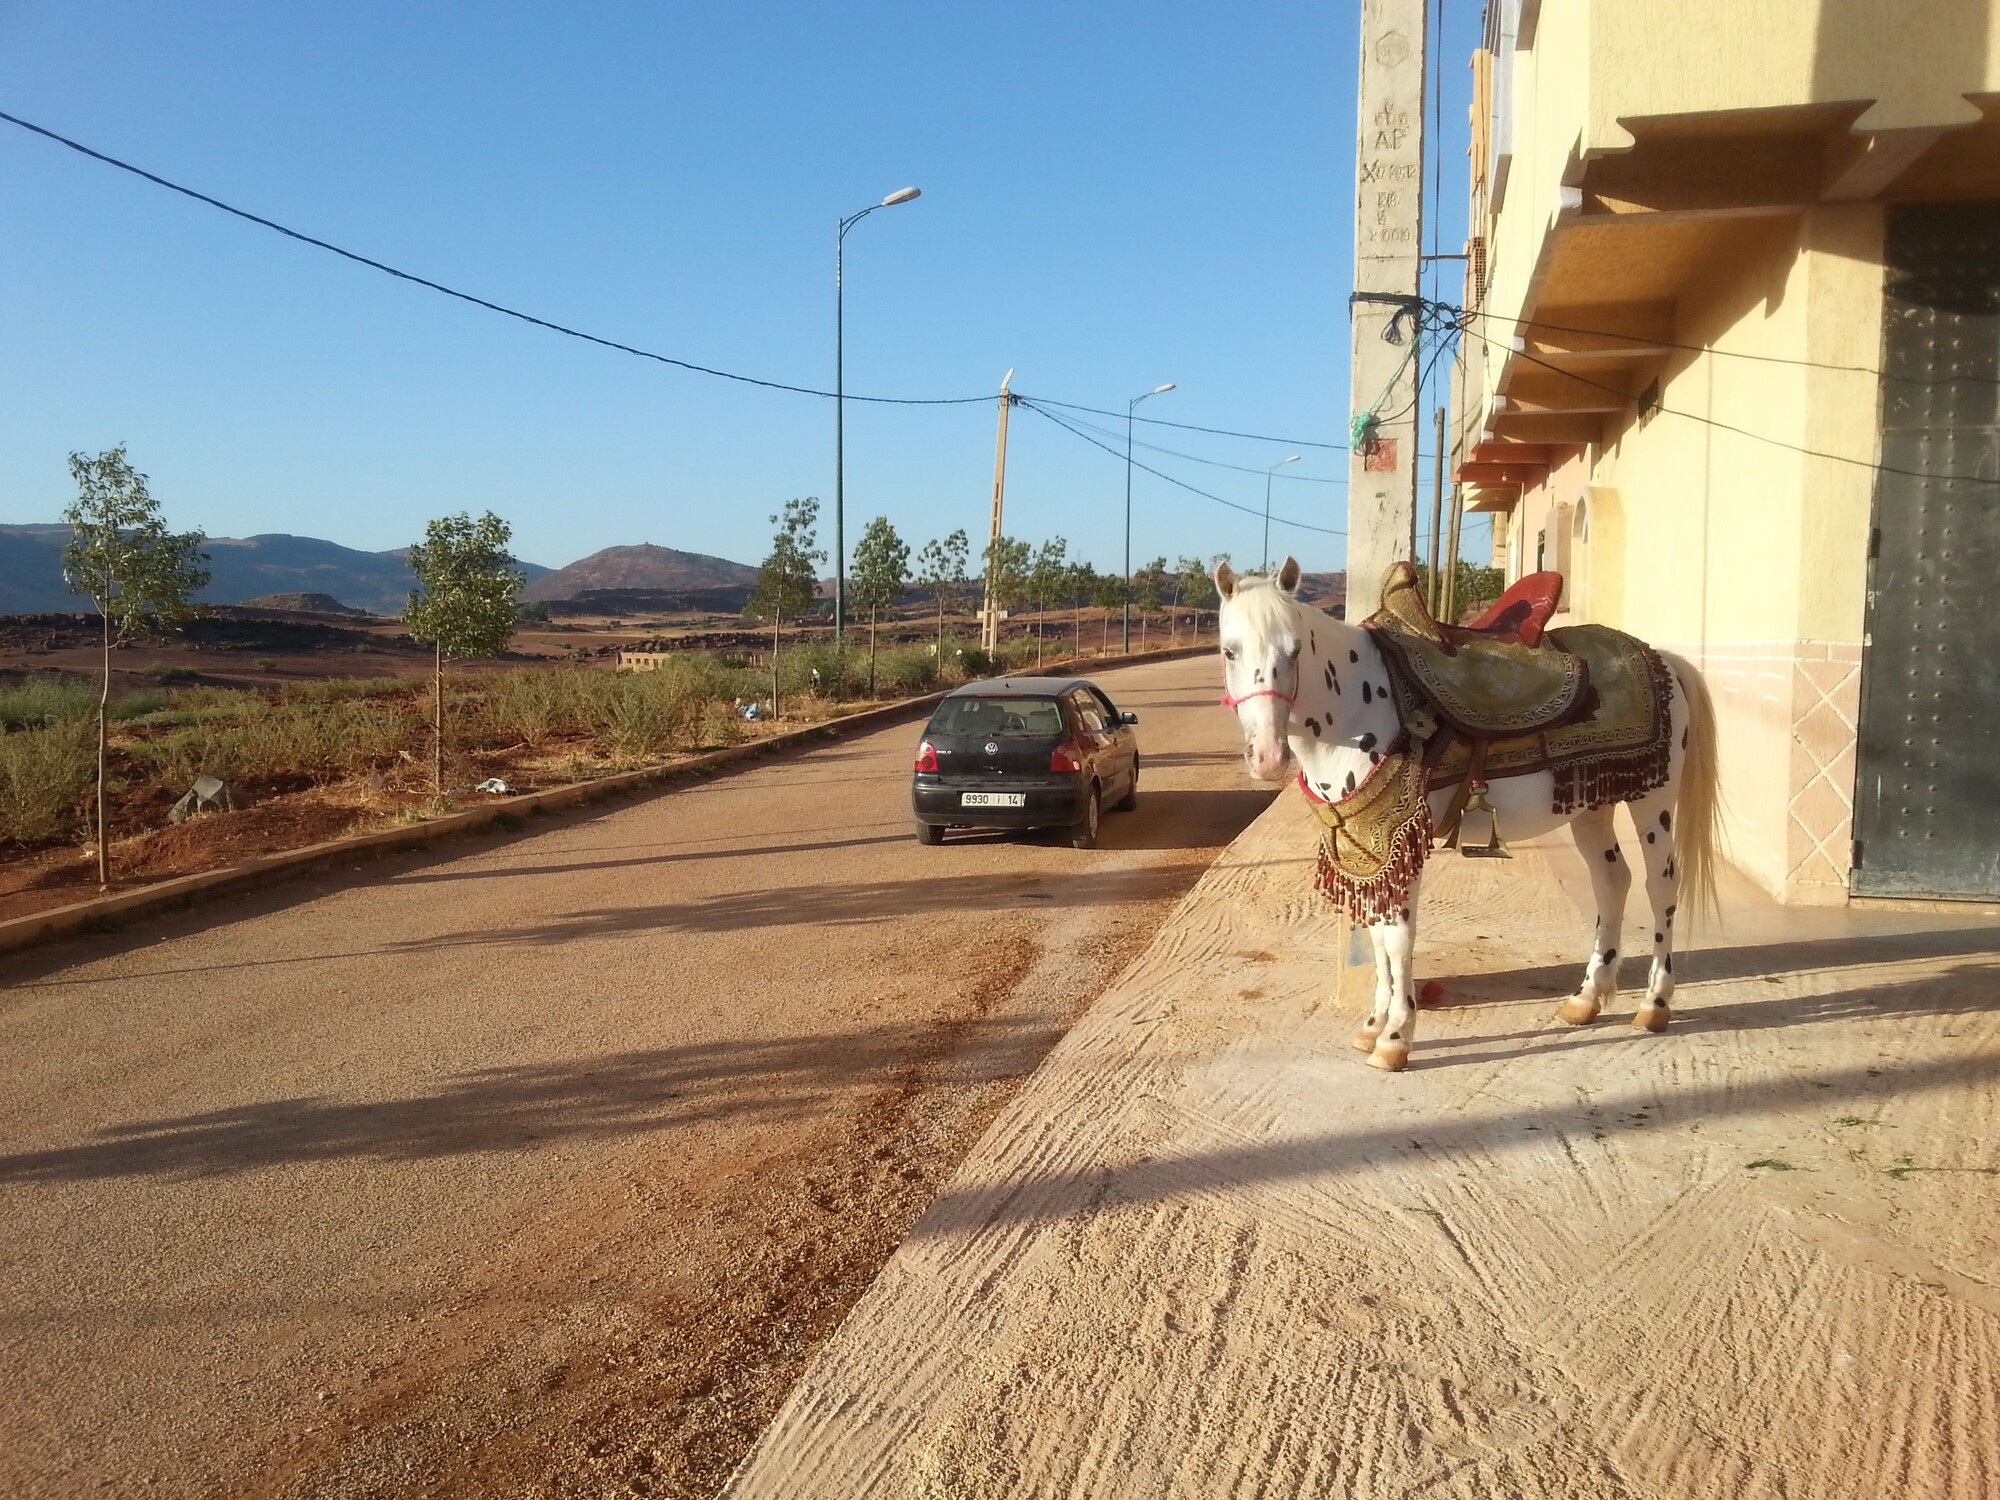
1345,0,1426,619
1427,405,1446,613
982,369,1015,655
1443,481,1465,623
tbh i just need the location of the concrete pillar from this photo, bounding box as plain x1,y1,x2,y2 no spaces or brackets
1345,0,1426,618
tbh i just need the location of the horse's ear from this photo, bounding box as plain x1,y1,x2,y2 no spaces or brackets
1214,560,1237,599
1276,556,1302,596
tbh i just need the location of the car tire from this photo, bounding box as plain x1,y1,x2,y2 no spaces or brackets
1070,785,1102,850
915,822,944,845
1114,758,1139,812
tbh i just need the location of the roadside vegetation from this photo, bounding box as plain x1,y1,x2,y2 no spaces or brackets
0,634,987,855
1,498,1222,900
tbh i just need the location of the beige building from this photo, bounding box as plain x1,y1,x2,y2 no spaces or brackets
1449,0,2000,903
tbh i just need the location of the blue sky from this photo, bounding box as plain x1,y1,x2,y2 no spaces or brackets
1,2,1485,576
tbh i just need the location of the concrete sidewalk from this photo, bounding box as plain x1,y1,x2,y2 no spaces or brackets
728,794,2000,1499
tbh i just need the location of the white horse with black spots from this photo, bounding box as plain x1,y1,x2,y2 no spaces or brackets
1215,557,1721,1071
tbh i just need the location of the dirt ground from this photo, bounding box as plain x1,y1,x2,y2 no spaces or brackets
729,800,2000,1500
0,654,1272,1499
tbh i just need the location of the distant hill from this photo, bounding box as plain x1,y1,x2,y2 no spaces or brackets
0,527,551,616
237,592,370,617
1294,571,1346,611
521,543,758,602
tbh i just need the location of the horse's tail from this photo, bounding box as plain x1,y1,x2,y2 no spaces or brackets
1661,651,1724,925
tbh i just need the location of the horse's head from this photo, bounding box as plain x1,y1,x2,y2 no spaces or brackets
1216,556,1304,782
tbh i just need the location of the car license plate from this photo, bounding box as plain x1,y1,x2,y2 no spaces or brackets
961,791,1025,808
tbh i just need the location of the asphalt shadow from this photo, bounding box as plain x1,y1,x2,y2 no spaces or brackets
0,1014,1060,1185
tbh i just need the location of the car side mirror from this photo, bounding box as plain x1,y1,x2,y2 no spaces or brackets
1121,712,1139,725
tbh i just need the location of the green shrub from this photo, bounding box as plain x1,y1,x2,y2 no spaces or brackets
777,641,863,700
875,645,940,694
478,667,596,743
949,645,995,679
0,718,95,842
0,678,98,729
1000,637,1042,670
592,662,720,758
151,666,200,685
289,676,413,705
109,690,170,722
254,658,279,672
134,697,423,786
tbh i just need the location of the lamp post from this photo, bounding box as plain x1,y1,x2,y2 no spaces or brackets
835,185,921,641
1261,455,1302,572
1123,382,1175,652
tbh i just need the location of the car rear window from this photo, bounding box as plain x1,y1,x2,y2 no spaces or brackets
929,696,1065,738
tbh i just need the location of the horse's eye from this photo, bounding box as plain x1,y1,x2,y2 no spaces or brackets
1222,647,1237,661
1288,643,1303,660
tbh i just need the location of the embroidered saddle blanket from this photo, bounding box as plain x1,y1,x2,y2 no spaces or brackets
1307,563,1678,923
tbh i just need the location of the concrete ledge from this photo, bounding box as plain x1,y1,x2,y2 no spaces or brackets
0,646,1212,961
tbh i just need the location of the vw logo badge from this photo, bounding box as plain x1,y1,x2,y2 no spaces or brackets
984,741,1000,755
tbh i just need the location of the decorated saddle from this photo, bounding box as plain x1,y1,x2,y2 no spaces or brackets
1308,562,1676,923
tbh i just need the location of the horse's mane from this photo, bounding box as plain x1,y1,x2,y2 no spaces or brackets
1222,574,1309,638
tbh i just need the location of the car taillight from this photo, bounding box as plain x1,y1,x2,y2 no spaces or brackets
1050,742,1080,773
914,740,939,773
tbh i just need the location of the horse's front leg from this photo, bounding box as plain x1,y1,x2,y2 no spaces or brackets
1365,895,1419,1072
1558,806,1630,1024
1351,922,1393,1053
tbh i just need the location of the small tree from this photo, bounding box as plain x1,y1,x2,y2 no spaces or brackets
915,528,970,661
1027,537,1069,667
1178,554,1219,644
1091,568,1126,655
850,516,911,696
1066,562,1099,656
405,511,524,794
1133,556,1168,648
62,446,210,887
983,534,1030,653
748,497,826,718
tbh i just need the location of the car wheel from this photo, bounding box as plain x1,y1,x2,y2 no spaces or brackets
1114,758,1139,812
915,822,944,845
1070,784,1102,849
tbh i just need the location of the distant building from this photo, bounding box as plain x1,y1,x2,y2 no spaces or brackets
1450,0,2000,903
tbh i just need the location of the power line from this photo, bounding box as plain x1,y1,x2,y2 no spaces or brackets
1023,396,1347,451
1444,299,2000,384
5,107,1390,443
1030,407,1348,484
1016,399,1347,537
0,108,993,407
1460,318,2000,488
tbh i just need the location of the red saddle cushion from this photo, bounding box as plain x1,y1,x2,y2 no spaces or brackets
1468,571,1563,647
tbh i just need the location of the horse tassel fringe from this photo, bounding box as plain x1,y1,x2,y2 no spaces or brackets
1306,749,1434,925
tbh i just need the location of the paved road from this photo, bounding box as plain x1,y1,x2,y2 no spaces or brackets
1,654,1270,1499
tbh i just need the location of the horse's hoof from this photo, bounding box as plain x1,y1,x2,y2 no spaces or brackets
1632,1005,1671,1032
1350,1029,1380,1053
1557,997,1602,1026
1366,1042,1410,1072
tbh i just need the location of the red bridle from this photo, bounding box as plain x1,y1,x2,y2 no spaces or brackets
1218,688,1297,710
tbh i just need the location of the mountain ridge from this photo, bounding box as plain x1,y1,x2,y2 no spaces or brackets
0,526,557,616
519,543,759,602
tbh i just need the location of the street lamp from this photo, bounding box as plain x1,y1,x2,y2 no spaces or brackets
1262,455,1302,572
834,186,922,641
1123,382,1175,652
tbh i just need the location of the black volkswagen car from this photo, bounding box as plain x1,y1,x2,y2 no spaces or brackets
911,676,1139,848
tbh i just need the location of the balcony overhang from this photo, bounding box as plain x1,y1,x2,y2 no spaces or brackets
1473,97,2000,432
